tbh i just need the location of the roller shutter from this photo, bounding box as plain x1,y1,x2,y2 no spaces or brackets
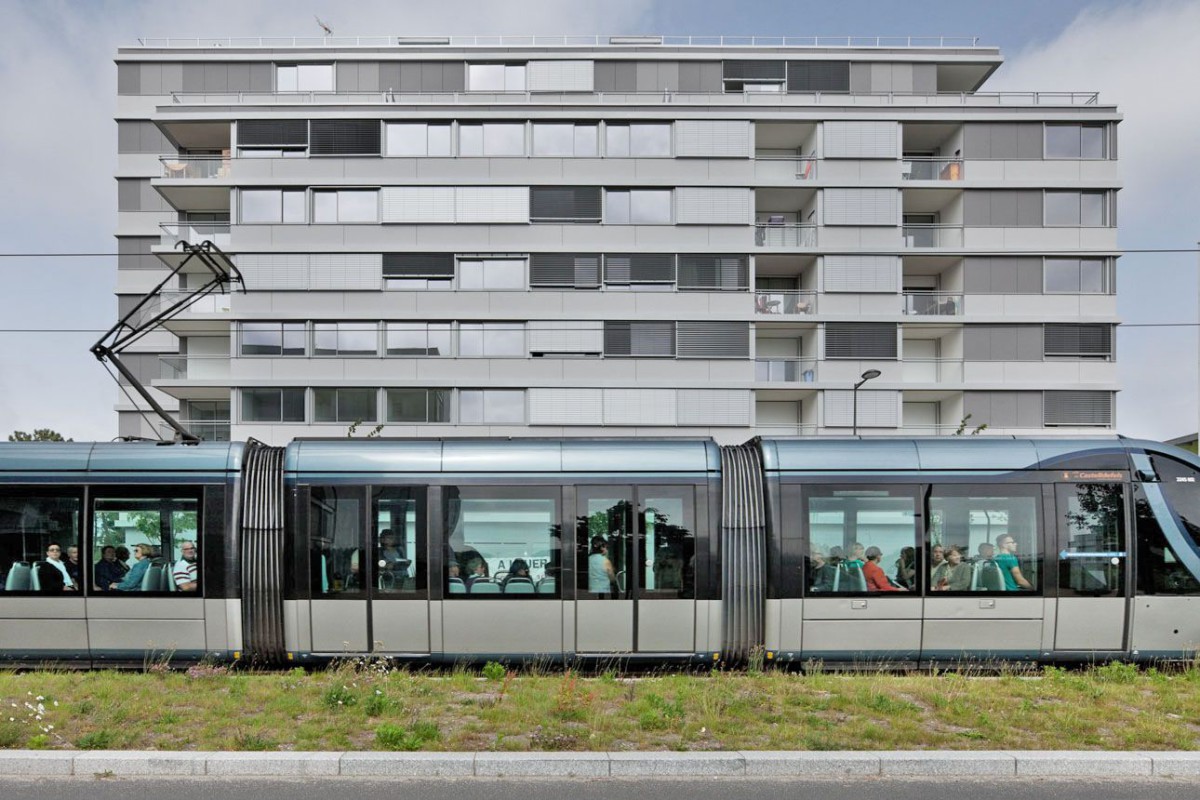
823,390,899,428
603,389,677,425
676,322,749,358
823,121,898,159
679,391,751,426
528,321,603,355
529,253,601,287
786,61,850,92
527,60,594,92
1044,391,1113,426
528,388,603,424
823,188,898,226
675,187,752,224
605,254,675,285
604,321,675,356
383,253,455,279
723,60,785,81
823,255,898,293
677,255,748,290
530,187,602,223
824,323,897,359
1044,324,1113,357
674,120,751,158
309,120,381,155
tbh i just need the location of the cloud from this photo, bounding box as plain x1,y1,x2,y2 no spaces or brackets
991,0,1200,440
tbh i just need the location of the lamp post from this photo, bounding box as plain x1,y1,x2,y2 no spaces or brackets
852,369,882,437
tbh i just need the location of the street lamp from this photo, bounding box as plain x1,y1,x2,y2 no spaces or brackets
852,369,882,437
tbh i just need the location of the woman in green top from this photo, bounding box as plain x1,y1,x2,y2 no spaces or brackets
930,545,972,591
994,534,1033,591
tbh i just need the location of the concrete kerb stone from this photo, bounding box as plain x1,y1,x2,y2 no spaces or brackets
0,751,73,776
204,751,341,776
609,751,745,777
1014,751,1154,777
339,752,475,777
878,750,1016,776
741,751,880,776
1152,752,1200,777
474,751,610,778
72,750,207,776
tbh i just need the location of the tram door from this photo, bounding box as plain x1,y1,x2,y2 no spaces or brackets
369,487,429,654
1053,482,1129,652
575,486,697,655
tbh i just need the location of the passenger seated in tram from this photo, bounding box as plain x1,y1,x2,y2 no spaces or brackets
808,549,836,592
37,543,78,593
929,544,945,580
844,542,866,569
377,529,408,579
930,545,971,591
94,545,124,592
112,544,153,592
894,546,916,589
993,534,1033,591
502,558,533,591
976,541,995,562
465,557,490,589
862,546,906,592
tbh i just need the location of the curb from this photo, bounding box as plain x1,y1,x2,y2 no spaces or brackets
0,750,1198,778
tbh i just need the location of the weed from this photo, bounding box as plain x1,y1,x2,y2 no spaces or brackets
554,671,594,722
94,770,115,779
482,661,506,682
234,730,276,751
363,690,393,717
26,734,50,749
529,725,581,751
323,684,358,709
77,730,115,750
634,693,686,731
747,646,766,675
375,721,439,751
1093,661,1139,684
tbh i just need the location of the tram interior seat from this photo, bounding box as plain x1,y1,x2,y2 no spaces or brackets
971,560,1005,591
4,562,31,592
536,577,556,595
616,570,627,594
505,580,535,594
141,562,165,592
448,577,467,594
832,564,867,592
30,561,44,592
470,581,500,595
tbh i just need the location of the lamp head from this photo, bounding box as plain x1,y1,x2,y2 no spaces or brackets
861,369,881,380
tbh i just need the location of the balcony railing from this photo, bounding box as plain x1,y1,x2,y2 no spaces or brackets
160,222,231,247
895,424,963,436
755,223,817,247
755,155,818,180
902,224,963,248
902,292,963,316
901,358,964,383
136,35,984,48
159,356,231,380
755,291,816,315
159,420,231,442
159,155,230,179
753,424,819,437
902,157,963,181
755,358,818,383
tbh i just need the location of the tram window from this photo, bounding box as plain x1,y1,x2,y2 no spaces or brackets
310,487,364,596
0,493,82,594
577,496,632,598
1136,455,1200,595
444,487,561,598
1056,483,1126,597
371,487,426,595
92,497,200,594
806,488,916,594
927,489,1041,594
638,489,695,600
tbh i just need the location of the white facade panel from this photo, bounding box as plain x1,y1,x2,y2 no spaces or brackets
823,121,899,159
527,60,594,92
528,388,603,425
823,255,899,293
675,187,752,225
382,187,455,223
528,321,603,354
823,389,900,428
455,186,529,223
309,253,382,290
237,253,308,290
675,120,751,158
823,188,899,226
677,390,751,426
603,389,677,426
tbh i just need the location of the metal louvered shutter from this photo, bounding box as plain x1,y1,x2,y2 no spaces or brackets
526,60,594,92
529,321,603,355
605,254,675,284
603,389,677,425
823,255,898,293
1044,391,1113,426
824,323,897,359
528,388,603,424
604,321,675,356
381,187,455,222
677,322,749,358
823,121,899,159
786,61,850,92
383,253,454,279
529,254,601,287
237,120,309,146
679,390,751,425
310,253,382,290
674,121,751,158
677,255,748,290
530,187,602,223
823,390,899,428
823,188,898,226
309,120,381,155
675,187,752,224
724,60,785,80
1043,324,1113,357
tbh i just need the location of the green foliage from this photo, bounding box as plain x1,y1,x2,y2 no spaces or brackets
8,429,71,442
1093,661,1139,684
363,690,393,717
77,729,115,750
634,693,685,730
323,684,358,709
953,415,988,436
481,661,507,682
346,421,384,439
233,731,276,751
375,721,439,751
26,734,50,749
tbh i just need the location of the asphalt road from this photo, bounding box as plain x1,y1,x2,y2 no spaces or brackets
2,777,1198,800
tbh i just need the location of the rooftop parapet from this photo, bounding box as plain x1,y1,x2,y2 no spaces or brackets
130,34,988,49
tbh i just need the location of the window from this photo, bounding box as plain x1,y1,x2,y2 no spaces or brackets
1057,483,1126,596
1137,455,1200,595
383,253,455,290
458,123,526,156
532,123,598,157
237,120,308,158
372,487,426,595
677,255,748,290
806,487,917,594
606,189,672,224
457,259,525,290
604,254,675,286
1045,123,1107,158
468,63,526,92
92,496,200,594
314,388,378,423
529,253,601,288
824,323,898,360
1044,391,1114,426
459,390,525,424
722,60,786,94
240,190,305,223
604,321,675,356
444,486,560,597
530,187,602,223
312,190,378,223
1045,191,1109,226
385,123,452,156
241,323,306,356
459,323,525,357
927,488,1041,593
314,323,378,356
1044,324,1113,359
1045,258,1110,294
241,388,306,423
0,493,81,595
385,323,452,356
310,486,363,595
385,389,451,423
639,489,696,598
604,124,671,157
276,64,333,92
309,120,381,156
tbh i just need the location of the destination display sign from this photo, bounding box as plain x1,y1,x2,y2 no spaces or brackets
1059,470,1124,482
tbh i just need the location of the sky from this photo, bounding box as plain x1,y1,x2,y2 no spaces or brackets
0,0,1198,442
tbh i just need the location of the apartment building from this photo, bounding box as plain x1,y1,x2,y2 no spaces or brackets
113,35,1121,445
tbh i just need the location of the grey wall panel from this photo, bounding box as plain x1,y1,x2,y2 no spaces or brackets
182,63,204,92
138,63,161,95
227,62,251,91
594,61,615,92
359,62,381,92
991,191,1017,226
849,62,871,92
677,390,750,426
1018,124,1043,159
118,63,140,95
379,62,402,92
443,63,465,92
967,191,1043,227
117,178,142,211
1016,191,1043,226
965,257,1044,294
1017,258,1043,293
203,63,228,92
963,193,990,227
890,63,913,93
678,62,722,92
636,61,657,92
613,61,637,92
963,123,990,159
161,63,183,94
335,62,358,92
991,123,1017,159
913,64,937,93
397,62,421,92
1017,326,1044,360
659,61,680,92
249,63,272,92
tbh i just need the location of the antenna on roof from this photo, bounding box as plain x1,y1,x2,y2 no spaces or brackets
315,15,333,36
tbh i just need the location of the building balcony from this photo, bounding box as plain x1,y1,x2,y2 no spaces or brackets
159,420,231,442
901,358,964,383
902,224,963,248
160,222,231,248
753,423,818,437
902,291,963,316
159,155,231,180
755,358,818,383
755,223,817,248
159,356,231,380
754,290,816,315
901,157,964,181
753,156,818,182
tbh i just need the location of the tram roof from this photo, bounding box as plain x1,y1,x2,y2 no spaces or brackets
0,441,243,474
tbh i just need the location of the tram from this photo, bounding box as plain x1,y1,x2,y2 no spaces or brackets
0,436,1197,667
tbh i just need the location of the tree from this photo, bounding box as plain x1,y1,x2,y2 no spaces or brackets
8,429,72,442
953,415,988,436
346,420,384,439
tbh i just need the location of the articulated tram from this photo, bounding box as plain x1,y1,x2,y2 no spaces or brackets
0,436,1198,667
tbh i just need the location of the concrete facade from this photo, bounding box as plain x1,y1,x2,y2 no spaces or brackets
112,36,1121,444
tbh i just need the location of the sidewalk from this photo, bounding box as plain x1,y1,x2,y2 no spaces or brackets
3,750,1200,778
